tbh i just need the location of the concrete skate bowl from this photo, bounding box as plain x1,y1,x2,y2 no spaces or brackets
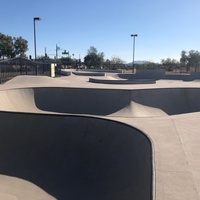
1,87,200,116
32,87,200,116
0,112,153,200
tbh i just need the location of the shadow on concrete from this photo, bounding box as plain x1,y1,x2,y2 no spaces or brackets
0,112,153,200
33,87,200,116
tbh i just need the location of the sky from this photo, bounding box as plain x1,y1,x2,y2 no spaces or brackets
1,0,200,63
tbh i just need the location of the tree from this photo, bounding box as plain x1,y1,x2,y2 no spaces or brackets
13,36,28,58
103,56,126,69
60,56,75,67
138,62,160,70
180,50,188,72
180,50,188,65
0,33,28,59
84,46,104,68
0,33,14,59
161,58,179,72
187,50,200,72
103,59,111,68
110,56,125,65
87,46,98,55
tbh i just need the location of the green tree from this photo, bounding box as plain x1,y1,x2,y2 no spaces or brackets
0,33,14,59
104,56,126,69
161,58,179,72
103,59,111,68
0,33,29,59
110,56,125,65
60,56,74,67
180,50,188,72
13,36,28,57
84,46,104,68
187,50,200,72
138,62,160,70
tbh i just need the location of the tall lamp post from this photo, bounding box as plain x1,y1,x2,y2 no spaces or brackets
55,42,60,60
34,17,41,61
131,34,138,73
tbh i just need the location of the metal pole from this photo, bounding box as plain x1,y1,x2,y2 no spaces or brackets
33,17,41,75
34,19,36,60
55,42,60,60
56,44,58,59
132,36,135,71
131,34,138,73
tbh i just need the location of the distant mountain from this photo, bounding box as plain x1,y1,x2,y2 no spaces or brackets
127,60,149,66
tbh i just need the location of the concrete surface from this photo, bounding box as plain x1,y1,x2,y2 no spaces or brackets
0,72,200,199
72,71,105,76
89,77,156,84
0,87,199,116
0,112,152,200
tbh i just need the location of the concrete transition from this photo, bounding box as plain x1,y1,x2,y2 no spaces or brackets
1,87,200,116
89,77,156,84
1,72,200,199
0,112,152,200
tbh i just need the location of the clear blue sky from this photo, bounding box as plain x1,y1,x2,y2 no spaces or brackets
1,0,200,63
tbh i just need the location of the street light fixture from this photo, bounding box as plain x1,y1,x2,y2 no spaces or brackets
33,17,41,61
131,34,138,73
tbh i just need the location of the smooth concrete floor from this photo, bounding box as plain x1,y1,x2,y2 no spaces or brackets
0,73,200,199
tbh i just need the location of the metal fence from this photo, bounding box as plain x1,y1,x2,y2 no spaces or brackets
0,57,52,83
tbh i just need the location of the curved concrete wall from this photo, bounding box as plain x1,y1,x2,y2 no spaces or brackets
118,69,165,80
72,71,105,76
0,87,199,116
33,87,200,115
34,88,131,115
79,69,123,73
89,78,156,84
130,88,200,115
0,112,153,200
118,70,200,81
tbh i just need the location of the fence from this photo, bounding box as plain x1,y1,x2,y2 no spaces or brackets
0,57,52,83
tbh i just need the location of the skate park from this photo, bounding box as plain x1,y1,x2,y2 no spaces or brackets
0,69,200,199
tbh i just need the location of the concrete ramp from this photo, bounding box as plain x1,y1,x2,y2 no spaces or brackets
0,89,41,112
109,101,168,117
0,112,153,200
131,88,200,115
33,87,200,116
1,87,200,116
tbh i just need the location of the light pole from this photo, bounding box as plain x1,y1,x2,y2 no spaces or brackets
131,34,138,73
34,17,41,61
55,42,60,60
